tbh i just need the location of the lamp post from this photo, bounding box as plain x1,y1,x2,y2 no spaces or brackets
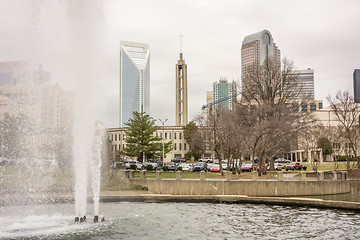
159,118,168,161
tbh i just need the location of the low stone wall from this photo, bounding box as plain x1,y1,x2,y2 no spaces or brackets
125,170,350,197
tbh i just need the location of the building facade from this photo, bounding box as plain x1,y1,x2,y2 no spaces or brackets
120,41,150,127
213,78,237,111
294,69,315,101
354,69,360,103
107,126,190,162
241,30,281,102
0,61,73,159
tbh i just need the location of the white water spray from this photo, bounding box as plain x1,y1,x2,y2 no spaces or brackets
90,121,104,216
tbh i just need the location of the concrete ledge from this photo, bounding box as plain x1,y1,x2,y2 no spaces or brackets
99,194,360,211
2,191,360,211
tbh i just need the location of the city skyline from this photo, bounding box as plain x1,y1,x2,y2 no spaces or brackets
0,0,359,127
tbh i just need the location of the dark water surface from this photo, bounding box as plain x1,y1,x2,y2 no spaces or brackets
1,202,360,239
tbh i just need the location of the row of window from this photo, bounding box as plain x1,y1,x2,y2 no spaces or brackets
174,143,187,151
157,131,182,140
109,131,184,142
112,143,187,152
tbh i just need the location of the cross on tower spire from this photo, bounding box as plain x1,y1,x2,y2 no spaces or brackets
178,33,184,53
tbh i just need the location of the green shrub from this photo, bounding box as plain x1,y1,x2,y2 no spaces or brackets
303,166,307,170
297,166,302,170
146,164,153,171
162,165,169,171
130,164,137,170
177,166,183,171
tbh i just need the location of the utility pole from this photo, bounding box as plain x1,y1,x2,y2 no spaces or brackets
159,118,168,161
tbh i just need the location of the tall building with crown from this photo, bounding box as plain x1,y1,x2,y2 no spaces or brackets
241,30,280,101
120,41,150,127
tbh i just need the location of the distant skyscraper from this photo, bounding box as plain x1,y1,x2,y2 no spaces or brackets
241,30,280,101
175,52,188,126
294,68,315,100
213,78,237,111
354,69,360,103
120,41,150,127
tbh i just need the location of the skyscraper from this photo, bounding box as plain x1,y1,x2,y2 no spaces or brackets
294,68,315,101
120,41,150,127
354,69,360,103
213,78,237,111
175,52,188,126
241,30,280,101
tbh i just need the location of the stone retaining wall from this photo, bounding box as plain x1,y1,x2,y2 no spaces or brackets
124,170,350,196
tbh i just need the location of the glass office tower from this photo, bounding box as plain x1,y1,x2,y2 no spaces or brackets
354,69,360,103
120,41,150,127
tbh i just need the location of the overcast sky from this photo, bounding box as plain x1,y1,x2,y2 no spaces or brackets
1,0,360,128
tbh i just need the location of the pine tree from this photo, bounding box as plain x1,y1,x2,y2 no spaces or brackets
125,112,172,162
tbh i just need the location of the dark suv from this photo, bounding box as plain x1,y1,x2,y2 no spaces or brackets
193,162,207,172
165,162,177,171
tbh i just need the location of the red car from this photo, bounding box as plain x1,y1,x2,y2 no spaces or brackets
241,162,254,172
285,162,303,171
210,164,220,172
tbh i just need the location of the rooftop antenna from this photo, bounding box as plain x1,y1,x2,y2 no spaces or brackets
178,33,184,53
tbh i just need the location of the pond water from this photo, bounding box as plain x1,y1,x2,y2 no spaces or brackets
1,202,360,239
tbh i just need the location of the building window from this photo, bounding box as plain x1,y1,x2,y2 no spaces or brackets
160,133,162,138
169,132,172,139
115,134,117,141
179,133,182,139
174,133,177,139
165,132,167,139
319,102,323,109
184,143,187,150
174,143,177,150
179,143,182,150
301,103,308,112
310,103,316,112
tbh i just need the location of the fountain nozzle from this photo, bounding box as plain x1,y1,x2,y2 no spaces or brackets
80,216,86,222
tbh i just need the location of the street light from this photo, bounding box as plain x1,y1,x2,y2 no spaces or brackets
159,118,168,161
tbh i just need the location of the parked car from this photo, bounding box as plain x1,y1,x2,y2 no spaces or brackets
172,157,186,163
165,162,177,171
124,159,138,169
199,157,214,163
267,162,283,171
241,162,254,172
275,158,291,164
177,163,193,172
221,163,228,171
206,163,214,171
210,164,220,172
142,162,158,170
285,162,303,171
193,162,207,172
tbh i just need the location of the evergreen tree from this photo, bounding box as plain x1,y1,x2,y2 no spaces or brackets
125,112,172,161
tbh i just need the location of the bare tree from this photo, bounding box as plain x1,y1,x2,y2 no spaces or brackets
240,57,310,175
327,91,360,170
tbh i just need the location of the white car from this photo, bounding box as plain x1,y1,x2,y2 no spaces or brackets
178,163,193,172
267,162,283,171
